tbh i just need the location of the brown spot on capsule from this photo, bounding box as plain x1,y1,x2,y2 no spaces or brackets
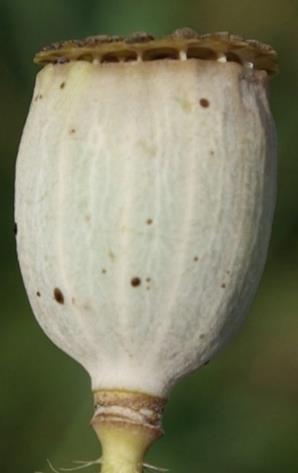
221,283,226,288
54,288,64,304
131,277,141,287
70,128,76,134
145,277,151,290
36,291,41,297
60,82,66,89
194,256,199,262
146,218,153,225
108,250,115,261
199,98,210,108
14,222,18,236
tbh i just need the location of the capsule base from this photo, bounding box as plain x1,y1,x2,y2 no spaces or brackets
92,390,166,473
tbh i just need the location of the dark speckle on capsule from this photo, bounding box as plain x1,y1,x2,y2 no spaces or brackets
199,98,210,108
131,277,141,287
60,82,66,89
146,277,151,282
70,128,76,134
102,268,107,274
221,283,226,288
108,250,115,261
146,219,153,225
194,256,199,262
36,291,41,297
54,287,64,304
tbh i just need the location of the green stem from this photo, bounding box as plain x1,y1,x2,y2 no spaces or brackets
95,423,154,473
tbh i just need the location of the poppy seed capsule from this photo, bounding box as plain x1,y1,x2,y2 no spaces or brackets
15,29,277,472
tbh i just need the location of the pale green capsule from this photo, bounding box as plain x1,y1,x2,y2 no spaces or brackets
15,31,277,457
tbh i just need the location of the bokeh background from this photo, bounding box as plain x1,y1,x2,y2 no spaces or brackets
1,0,298,472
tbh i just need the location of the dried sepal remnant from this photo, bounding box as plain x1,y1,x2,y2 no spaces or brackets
34,28,278,75
93,390,166,438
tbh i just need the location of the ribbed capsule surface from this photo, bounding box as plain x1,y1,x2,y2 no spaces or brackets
15,33,277,398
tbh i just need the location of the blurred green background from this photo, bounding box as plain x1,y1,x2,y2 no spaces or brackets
1,0,298,472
